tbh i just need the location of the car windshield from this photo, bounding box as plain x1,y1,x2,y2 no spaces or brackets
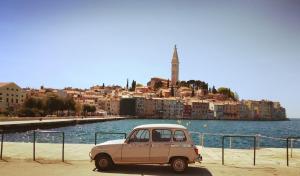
129,129,149,142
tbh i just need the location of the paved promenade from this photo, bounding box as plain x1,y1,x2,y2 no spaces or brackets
0,142,299,176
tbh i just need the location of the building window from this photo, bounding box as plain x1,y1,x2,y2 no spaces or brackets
6,98,9,102
7,88,9,90
0,93,2,95
11,99,13,103
16,99,18,104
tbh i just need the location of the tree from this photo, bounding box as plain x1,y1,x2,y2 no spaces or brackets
191,85,195,97
64,96,76,116
170,86,175,97
23,97,37,109
45,95,63,115
75,102,82,116
83,104,96,116
126,79,129,90
217,87,235,100
212,86,217,94
130,80,136,91
234,92,239,101
136,83,143,87
102,83,105,88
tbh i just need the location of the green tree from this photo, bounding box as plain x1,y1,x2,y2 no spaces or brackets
217,87,236,100
23,97,37,109
64,96,76,116
130,80,136,91
126,79,129,90
136,83,143,87
82,104,96,116
191,85,195,97
45,96,63,115
212,86,217,94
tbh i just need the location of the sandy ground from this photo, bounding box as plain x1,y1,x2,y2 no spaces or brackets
0,142,299,176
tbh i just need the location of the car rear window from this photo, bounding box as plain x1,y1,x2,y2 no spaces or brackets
152,129,172,142
173,130,187,142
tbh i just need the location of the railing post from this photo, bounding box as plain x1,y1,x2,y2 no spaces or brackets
290,139,293,158
33,131,36,161
62,132,65,162
254,136,256,166
201,134,204,147
95,132,97,145
229,137,232,149
0,130,3,160
256,134,260,149
222,136,224,165
287,138,289,166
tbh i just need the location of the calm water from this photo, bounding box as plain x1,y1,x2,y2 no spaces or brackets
3,119,300,148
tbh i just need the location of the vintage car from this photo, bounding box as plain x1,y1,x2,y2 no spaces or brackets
89,124,202,173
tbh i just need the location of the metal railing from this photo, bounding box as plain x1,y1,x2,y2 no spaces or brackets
94,131,127,145
286,136,300,166
33,130,65,162
0,129,3,160
222,135,257,166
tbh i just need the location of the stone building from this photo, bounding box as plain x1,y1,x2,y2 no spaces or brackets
191,101,209,119
162,98,183,118
0,82,26,112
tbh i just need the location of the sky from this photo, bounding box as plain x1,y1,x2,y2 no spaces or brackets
0,0,300,118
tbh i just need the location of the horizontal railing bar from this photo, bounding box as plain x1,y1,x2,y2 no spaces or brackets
34,130,64,134
223,135,256,138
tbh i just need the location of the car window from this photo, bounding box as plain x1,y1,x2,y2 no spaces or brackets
152,129,172,142
129,129,149,142
173,130,187,142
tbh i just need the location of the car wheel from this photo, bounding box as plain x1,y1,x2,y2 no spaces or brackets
171,157,188,173
95,154,113,171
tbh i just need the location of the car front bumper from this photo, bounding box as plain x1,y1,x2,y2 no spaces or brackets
89,152,93,162
195,154,202,163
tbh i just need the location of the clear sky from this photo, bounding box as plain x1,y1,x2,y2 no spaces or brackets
0,0,300,118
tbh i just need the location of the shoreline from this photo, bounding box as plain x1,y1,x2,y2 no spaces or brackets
0,116,134,132
0,116,291,133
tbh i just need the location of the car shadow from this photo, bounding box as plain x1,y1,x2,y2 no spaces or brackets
97,164,213,176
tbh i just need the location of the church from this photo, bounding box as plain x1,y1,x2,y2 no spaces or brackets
147,45,180,89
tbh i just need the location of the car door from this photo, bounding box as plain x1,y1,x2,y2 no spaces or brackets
121,129,150,163
149,129,172,163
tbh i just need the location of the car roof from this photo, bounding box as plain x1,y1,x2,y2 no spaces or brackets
133,124,187,130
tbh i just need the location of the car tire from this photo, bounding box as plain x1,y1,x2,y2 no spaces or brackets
171,157,188,173
95,154,114,171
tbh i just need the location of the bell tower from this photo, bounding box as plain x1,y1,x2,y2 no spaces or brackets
171,45,179,86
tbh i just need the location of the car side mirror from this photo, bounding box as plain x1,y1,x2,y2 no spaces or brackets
126,139,131,144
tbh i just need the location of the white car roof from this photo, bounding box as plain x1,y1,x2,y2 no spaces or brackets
134,124,187,130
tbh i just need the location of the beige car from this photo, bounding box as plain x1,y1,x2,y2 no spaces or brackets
89,124,202,173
